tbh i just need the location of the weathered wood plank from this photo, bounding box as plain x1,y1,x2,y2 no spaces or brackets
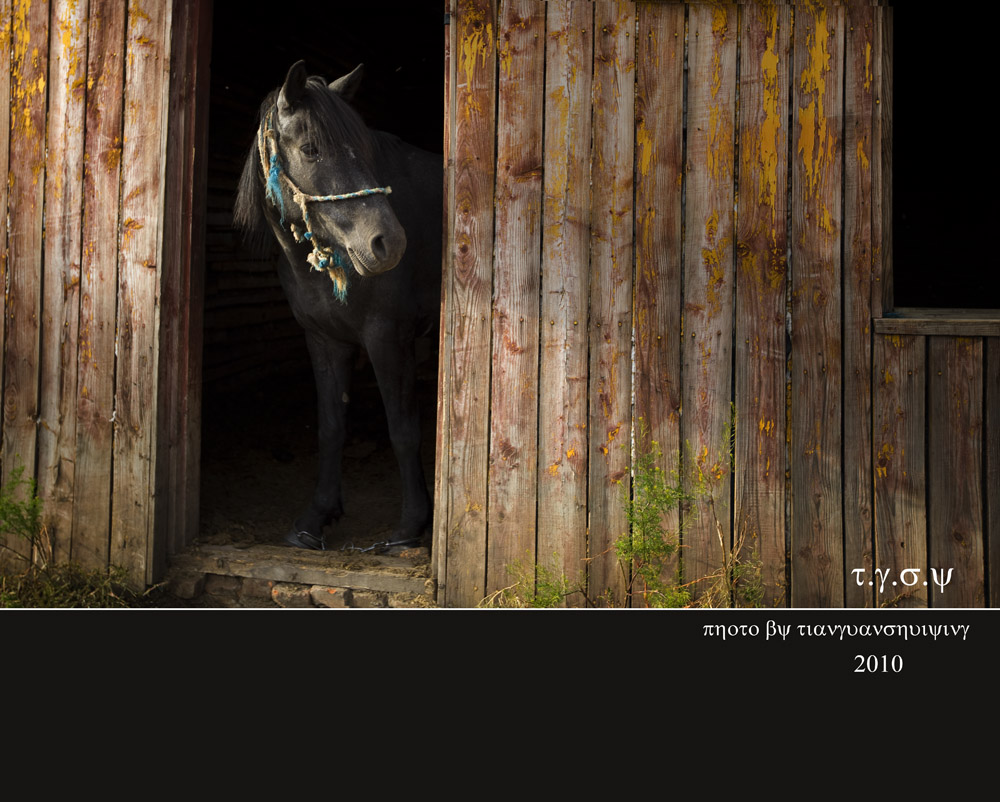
537,0,592,606
155,0,187,575
433,0,454,600
0,0,11,473
928,337,984,607
156,0,211,570
790,0,844,606
587,0,634,607
843,0,875,606
111,0,172,586
681,2,736,602
486,0,543,596
73,0,127,572
874,2,891,316
633,0,683,606
38,0,88,565
2,0,49,569
184,0,211,553
987,338,999,608
170,544,432,597
735,0,789,607
872,334,926,608
443,0,495,607
874,310,1000,337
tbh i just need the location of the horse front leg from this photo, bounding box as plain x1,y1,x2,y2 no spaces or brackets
365,332,431,548
285,331,356,550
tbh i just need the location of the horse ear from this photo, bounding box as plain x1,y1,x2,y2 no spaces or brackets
278,60,309,114
329,64,364,102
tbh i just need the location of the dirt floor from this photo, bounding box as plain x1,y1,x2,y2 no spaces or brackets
198,342,438,557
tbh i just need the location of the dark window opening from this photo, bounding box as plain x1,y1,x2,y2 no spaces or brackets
891,8,999,309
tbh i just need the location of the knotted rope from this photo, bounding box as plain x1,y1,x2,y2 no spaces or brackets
257,107,392,302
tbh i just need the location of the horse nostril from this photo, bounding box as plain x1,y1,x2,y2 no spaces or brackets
370,234,387,261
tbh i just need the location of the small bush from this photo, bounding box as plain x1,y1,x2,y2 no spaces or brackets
480,410,768,609
614,431,691,608
479,554,585,608
0,563,145,609
0,463,148,608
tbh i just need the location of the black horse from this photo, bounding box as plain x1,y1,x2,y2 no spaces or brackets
235,61,441,551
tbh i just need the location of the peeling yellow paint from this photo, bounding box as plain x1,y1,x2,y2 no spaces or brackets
121,217,143,246
460,8,493,91
707,102,734,182
856,135,870,172
757,2,781,230
701,211,726,319
636,119,653,178
705,210,719,241
876,442,893,479
797,6,836,203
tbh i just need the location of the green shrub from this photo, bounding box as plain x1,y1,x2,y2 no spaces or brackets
480,410,765,609
613,430,692,608
0,464,147,608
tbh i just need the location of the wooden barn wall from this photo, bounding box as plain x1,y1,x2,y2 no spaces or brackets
0,0,209,587
435,0,997,607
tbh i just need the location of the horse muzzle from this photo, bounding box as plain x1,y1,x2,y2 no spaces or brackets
347,226,407,277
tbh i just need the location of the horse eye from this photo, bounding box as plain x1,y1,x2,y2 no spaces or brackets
300,142,320,158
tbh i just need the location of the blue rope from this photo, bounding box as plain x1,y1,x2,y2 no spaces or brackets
257,104,390,304
330,251,349,303
266,153,286,227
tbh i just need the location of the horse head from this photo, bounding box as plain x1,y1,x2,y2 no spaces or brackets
242,61,407,299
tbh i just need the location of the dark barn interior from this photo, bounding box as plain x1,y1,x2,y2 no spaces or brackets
891,9,998,309
199,1,444,551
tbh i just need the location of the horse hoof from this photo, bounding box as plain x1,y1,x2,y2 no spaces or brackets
284,529,326,550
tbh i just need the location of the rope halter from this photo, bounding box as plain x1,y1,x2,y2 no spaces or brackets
256,106,392,302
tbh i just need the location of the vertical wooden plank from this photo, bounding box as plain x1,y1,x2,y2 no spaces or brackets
633,0,683,606
183,0,210,552
38,0,87,565
842,0,875,606
156,0,186,572
444,0,496,607
156,0,210,569
1,0,49,569
111,0,171,586
0,1,11,465
928,337,984,607
537,0,592,605
790,0,844,606
587,0,634,606
73,0,126,572
735,0,789,607
433,0,454,595
681,2,736,600
486,0,543,595
870,1,886,318
874,2,891,315
987,338,999,608
872,334,926,608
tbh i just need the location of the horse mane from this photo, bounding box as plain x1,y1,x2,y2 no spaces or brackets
234,75,378,254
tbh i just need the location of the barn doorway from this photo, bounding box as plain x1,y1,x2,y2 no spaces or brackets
198,1,444,554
